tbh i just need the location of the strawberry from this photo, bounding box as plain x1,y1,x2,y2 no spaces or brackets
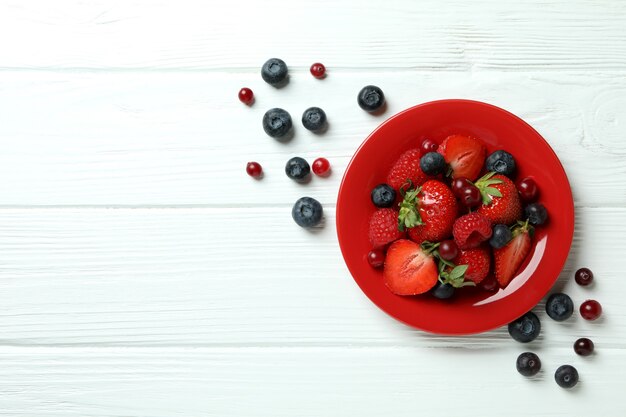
368,208,405,248
398,180,459,244
494,221,533,287
475,172,522,225
386,149,431,191
452,212,492,250
453,245,491,284
383,239,438,295
437,134,486,181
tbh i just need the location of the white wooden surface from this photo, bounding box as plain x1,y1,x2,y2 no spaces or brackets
1,1,625,415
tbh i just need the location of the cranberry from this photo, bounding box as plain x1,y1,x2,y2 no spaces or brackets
238,87,254,105
451,177,472,198
517,177,538,202
310,63,326,78
246,161,263,178
438,240,458,261
574,337,594,356
479,275,499,292
460,185,482,208
312,158,331,176
575,267,594,286
368,249,385,268
420,138,438,155
580,299,602,321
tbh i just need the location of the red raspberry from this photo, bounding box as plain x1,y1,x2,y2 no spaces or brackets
368,208,405,249
452,212,493,250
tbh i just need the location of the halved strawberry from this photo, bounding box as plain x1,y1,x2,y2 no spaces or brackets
494,221,533,287
475,172,522,225
453,245,491,284
368,208,406,249
399,180,458,244
452,212,492,250
386,149,432,191
383,239,438,295
437,134,486,181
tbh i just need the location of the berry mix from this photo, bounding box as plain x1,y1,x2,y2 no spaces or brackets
241,58,602,389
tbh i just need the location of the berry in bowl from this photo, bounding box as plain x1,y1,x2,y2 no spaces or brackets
336,99,574,335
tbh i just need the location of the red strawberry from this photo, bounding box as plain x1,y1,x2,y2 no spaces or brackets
453,245,491,284
397,180,458,244
384,239,438,295
437,134,486,181
475,173,522,225
368,208,405,248
386,149,431,191
452,212,492,250
494,222,533,287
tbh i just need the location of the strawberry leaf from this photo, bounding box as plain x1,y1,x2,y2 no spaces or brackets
484,187,502,198
397,184,423,231
449,265,469,280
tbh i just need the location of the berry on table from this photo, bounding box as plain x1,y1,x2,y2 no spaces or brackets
525,202,548,225
431,281,455,299
292,197,323,228
246,161,263,178
438,239,458,261
420,138,438,155
238,87,254,105
575,267,594,286
574,337,594,356
263,108,293,138
312,157,331,176
285,157,311,181
357,85,385,112
516,352,541,377
508,311,541,343
310,62,326,78
460,185,482,208
580,299,602,321
545,293,574,321
367,248,385,268
485,150,516,177
419,152,446,175
554,365,579,388
517,177,538,202
302,107,327,131
370,184,396,208
261,58,288,85
489,224,512,249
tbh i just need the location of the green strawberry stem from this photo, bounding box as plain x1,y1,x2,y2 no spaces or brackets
397,180,423,231
473,171,503,206
421,241,475,288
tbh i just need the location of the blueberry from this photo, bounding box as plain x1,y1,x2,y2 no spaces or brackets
554,365,579,389
370,184,396,208
263,108,293,138
302,107,327,131
489,224,512,249
261,58,288,85
525,203,548,225
516,352,541,377
285,157,311,181
508,311,540,343
292,197,323,228
486,150,516,177
431,281,455,299
545,293,574,321
357,85,385,112
419,152,446,175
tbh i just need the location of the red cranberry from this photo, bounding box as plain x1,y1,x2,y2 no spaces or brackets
238,87,254,105
310,63,326,79
368,249,385,268
420,138,438,155
517,177,539,202
246,161,263,178
312,158,330,176
438,240,458,261
580,299,602,321
575,267,593,286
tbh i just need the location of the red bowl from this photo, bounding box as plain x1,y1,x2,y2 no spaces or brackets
336,99,574,335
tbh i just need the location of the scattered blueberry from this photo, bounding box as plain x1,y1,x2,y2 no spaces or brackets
419,152,446,175
486,150,516,177
357,85,385,112
508,311,541,343
545,293,574,321
263,108,293,138
285,157,311,181
261,58,288,85
489,224,512,249
525,202,548,225
431,281,455,299
516,352,541,377
371,184,396,208
292,197,323,228
302,107,327,131
554,365,579,388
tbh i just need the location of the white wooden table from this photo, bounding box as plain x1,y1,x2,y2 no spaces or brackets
1,1,625,415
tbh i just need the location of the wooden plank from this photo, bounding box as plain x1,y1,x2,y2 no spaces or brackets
0,207,618,347
0,346,623,416
0,71,624,206
0,0,625,71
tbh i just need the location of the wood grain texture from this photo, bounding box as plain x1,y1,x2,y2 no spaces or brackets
0,71,625,206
